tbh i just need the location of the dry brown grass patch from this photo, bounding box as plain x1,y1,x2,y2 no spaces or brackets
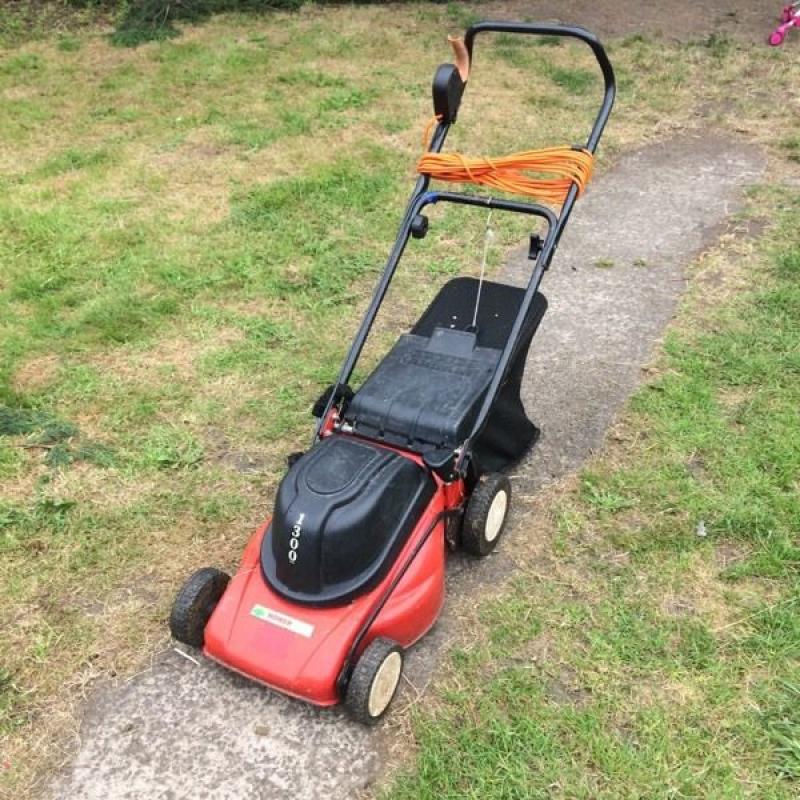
12,355,61,394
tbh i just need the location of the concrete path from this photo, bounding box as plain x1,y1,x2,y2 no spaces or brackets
512,135,765,491
46,135,763,800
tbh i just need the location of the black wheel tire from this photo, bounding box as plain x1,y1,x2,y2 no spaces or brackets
461,473,512,557
169,567,230,648
344,638,404,725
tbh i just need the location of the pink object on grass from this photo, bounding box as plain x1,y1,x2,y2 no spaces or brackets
770,3,800,45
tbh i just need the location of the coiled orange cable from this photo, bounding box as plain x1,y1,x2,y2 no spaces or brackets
416,116,594,207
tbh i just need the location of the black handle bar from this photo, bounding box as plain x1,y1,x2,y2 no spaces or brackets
313,22,615,457
464,21,615,154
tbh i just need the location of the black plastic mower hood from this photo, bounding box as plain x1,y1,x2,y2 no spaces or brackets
261,435,435,607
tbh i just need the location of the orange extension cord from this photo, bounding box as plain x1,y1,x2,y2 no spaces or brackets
416,116,594,207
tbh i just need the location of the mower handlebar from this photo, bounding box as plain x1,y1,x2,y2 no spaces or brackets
463,21,615,154
314,21,616,461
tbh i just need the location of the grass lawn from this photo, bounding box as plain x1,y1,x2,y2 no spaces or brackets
0,3,798,798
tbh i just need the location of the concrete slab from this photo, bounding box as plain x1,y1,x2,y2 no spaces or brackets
45,134,764,800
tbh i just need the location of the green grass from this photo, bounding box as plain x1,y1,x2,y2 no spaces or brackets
383,196,800,799
761,681,800,780
37,147,111,177
1,5,799,798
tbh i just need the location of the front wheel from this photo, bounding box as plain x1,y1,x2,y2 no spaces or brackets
770,30,785,46
461,473,512,557
345,638,404,725
169,567,230,648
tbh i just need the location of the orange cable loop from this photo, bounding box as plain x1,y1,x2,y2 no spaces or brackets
416,115,594,207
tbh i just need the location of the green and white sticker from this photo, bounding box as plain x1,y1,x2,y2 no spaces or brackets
250,604,314,638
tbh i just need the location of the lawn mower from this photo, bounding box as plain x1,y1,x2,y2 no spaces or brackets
170,21,615,724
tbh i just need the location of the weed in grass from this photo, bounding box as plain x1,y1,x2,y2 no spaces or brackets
0,502,24,532
140,425,204,470
225,119,278,150
0,9,27,46
43,444,75,469
544,64,597,94
494,38,534,69
98,62,143,92
224,107,314,149
742,596,800,661
0,666,23,735
276,68,347,88
38,147,111,177
57,35,82,52
278,109,311,137
581,472,634,514
0,443,24,481
112,12,180,47
779,137,800,164
319,87,373,113
1,494,77,555
76,292,181,345
618,33,648,50
113,1,307,47
0,52,42,76
196,491,248,523
776,248,800,278
535,35,563,48
229,154,399,301
721,535,800,582
759,680,800,780
202,317,294,372
480,591,542,651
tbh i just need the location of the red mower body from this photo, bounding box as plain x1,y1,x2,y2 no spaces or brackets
203,442,464,706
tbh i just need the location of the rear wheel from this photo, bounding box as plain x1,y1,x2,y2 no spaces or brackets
169,567,230,648
345,638,403,725
462,473,511,557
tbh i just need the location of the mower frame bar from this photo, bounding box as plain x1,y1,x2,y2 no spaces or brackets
313,22,616,479
335,506,463,696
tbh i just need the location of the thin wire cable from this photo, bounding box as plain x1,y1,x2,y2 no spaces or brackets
472,209,494,329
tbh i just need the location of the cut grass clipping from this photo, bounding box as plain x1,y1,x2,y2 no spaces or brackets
383,195,800,798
